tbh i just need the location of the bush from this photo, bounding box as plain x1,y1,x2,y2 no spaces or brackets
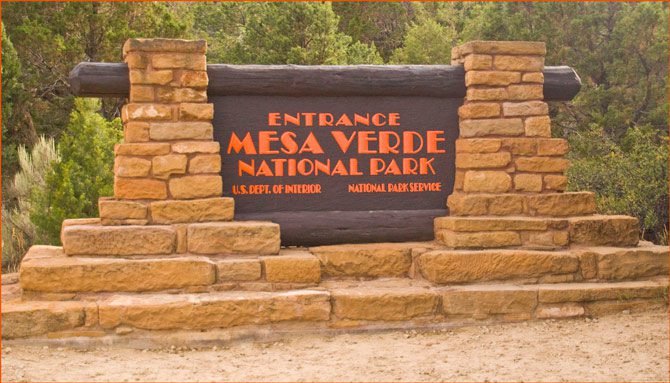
31,99,121,245
568,125,669,244
2,136,59,271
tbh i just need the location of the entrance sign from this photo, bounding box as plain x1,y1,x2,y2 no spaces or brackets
69,62,581,245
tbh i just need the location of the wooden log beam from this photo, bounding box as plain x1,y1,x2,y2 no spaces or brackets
69,63,581,101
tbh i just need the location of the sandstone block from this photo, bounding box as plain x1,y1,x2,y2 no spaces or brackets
493,55,544,71
447,193,525,216
129,70,173,86
149,122,213,141
151,54,206,70
458,103,501,119
179,103,214,120
467,88,507,101
174,88,208,102
114,178,167,200
537,138,568,156
262,251,321,283
524,116,551,137
455,138,502,153
129,86,154,102
544,175,567,191
418,249,577,284
171,141,220,154
62,225,175,256
502,101,548,117
515,157,569,173
460,118,524,137
568,215,639,247
124,52,149,69
463,171,512,193
98,290,330,330
124,38,207,55
20,247,215,292
441,285,537,319
456,152,511,169
465,71,521,86
115,143,171,156
310,243,414,278
216,258,261,282
501,138,537,155
187,221,280,255
150,197,234,224
124,122,150,142
180,71,208,88
508,84,544,101
114,156,151,178
459,41,546,56
538,280,666,303
169,175,222,199
1,301,91,339
588,246,669,281
122,103,173,122
435,216,561,232
514,173,543,192
463,54,492,70
535,303,585,319
61,219,99,244
526,192,596,216
99,199,147,220
189,154,221,173
522,72,544,83
436,230,521,248
152,154,187,179
331,287,439,321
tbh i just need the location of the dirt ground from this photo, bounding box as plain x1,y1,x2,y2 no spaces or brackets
1,309,668,382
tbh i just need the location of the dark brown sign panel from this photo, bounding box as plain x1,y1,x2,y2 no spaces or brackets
213,95,461,245
70,63,580,245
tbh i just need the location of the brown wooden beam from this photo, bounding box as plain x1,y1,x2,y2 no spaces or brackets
69,63,581,101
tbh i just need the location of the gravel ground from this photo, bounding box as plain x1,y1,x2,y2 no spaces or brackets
1,309,668,382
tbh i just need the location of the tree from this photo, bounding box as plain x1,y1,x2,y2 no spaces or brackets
31,99,121,245
192,2,381,65
2,24,35,201
390,18,456,64
2,136,59,271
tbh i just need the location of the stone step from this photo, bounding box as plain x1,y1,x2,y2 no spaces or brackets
3,278,666,339
447,191,596,217
416,245,667,284
310,242,439,279
61,220,280,256
434,215,639,249
19,247,319,295
19,246,216,293
99,197,235,225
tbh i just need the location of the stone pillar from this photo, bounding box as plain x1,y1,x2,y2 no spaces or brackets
100,38,233,225
434,41,629,250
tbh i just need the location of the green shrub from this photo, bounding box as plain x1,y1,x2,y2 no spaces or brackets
31,99,122,245
568,125,669,244
2,136,59,271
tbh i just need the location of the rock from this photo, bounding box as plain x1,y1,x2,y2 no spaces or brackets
331,287,439,321
568,215,639,247
150,197,234,224
261,251,321,283
310,243,416,278
187,221,280,255
216,258,261,282
441,285,537,319
62,225,175,256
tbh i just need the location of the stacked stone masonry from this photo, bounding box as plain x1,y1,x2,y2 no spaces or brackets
437,41,641,249
4,39,667,342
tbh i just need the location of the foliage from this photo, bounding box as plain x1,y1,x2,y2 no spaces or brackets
192,2,382,65
2,24,35,197
30,99,122,245
2,137,59,271
1,2,668,246
568,126,669,244
390,18,456,64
